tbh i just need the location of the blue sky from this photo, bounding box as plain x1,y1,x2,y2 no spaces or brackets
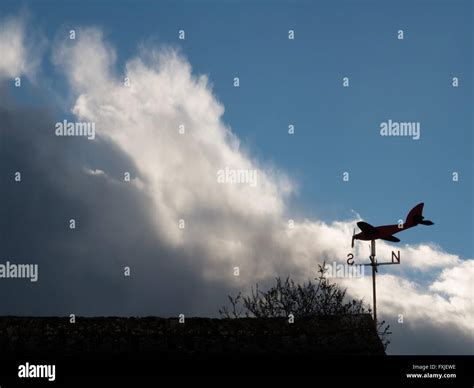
4,0,471,258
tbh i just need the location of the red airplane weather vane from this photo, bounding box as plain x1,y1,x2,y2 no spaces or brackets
349,203,434,326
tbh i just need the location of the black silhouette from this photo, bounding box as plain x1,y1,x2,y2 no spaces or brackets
352,203,434,247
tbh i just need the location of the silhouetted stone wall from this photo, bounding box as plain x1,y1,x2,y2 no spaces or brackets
0,314,385,359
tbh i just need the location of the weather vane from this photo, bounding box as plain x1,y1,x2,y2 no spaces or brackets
349,203,434,325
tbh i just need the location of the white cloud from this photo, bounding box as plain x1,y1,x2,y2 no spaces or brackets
0,14,42,80
430,260,473,319
340,268,473,335
84,168,106,176
33,26,474,353
386,242,459,269
52,28,115,93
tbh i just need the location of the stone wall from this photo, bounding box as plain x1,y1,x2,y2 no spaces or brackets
0,314,385,359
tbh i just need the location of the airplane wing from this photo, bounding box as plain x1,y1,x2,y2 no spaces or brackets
357,221,377,233
381,235,400,243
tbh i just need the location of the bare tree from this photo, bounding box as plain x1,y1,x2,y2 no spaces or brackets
219,261,391,349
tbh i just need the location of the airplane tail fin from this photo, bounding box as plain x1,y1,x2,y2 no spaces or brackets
405,203,434,227
419,220,434,226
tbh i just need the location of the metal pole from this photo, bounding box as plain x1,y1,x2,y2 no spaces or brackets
371,240,377,327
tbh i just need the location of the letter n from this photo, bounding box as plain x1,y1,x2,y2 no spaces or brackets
391,250,400,263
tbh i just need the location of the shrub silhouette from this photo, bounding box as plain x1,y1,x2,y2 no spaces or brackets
219,261,391,350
